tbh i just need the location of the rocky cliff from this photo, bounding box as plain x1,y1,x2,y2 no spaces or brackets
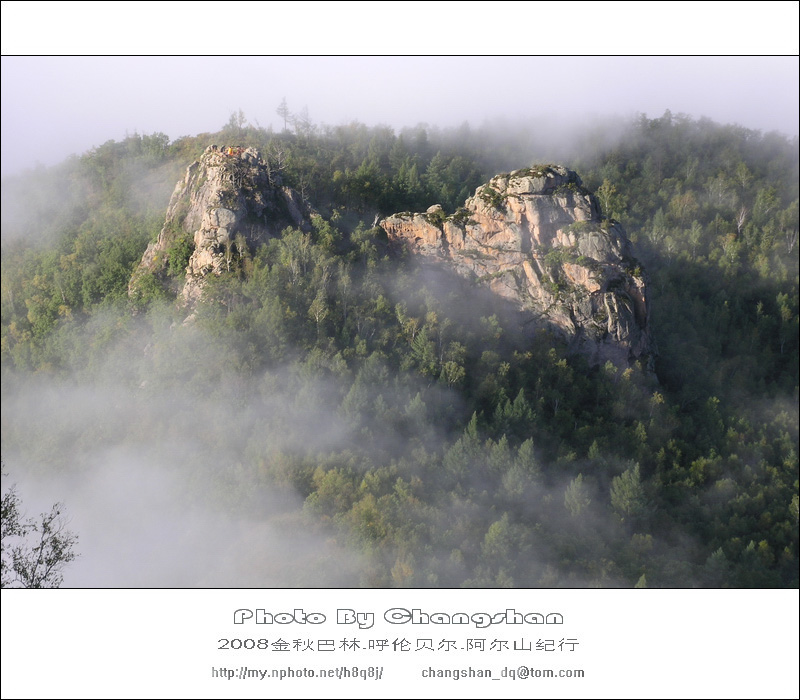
380,165,654,369
129,145,308,307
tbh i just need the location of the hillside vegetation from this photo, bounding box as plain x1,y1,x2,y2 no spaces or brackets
1,110,797,587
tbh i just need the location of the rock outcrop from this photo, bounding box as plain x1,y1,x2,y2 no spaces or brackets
129,145,308,307
380,165,654,369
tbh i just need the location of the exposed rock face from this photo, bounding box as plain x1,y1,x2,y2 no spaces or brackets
380,166,654,369
129,145,308,307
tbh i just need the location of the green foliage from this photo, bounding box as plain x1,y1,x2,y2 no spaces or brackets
542,247,574,269
449,207,475,227
166,231,193,277
2,112,798,588
564,220,594,234
424,207,447,228
564,474,592,517
610,463,652,525
128,271,169,311
596,178,628,220
516,165,558,179
479,185,504,209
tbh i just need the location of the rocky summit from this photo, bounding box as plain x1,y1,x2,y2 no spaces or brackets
130,153,653,369
380,165,654,369
129,145,308,307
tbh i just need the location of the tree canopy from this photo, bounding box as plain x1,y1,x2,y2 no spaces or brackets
1,110,797,587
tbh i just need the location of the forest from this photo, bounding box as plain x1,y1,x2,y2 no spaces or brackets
1,107,797,587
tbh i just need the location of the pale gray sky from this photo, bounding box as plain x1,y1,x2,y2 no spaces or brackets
1,4,798,175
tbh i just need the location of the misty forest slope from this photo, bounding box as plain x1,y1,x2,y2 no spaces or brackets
1,110,798,587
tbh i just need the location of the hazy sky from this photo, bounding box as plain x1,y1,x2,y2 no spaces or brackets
1,2,799,175
2,54,797,177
